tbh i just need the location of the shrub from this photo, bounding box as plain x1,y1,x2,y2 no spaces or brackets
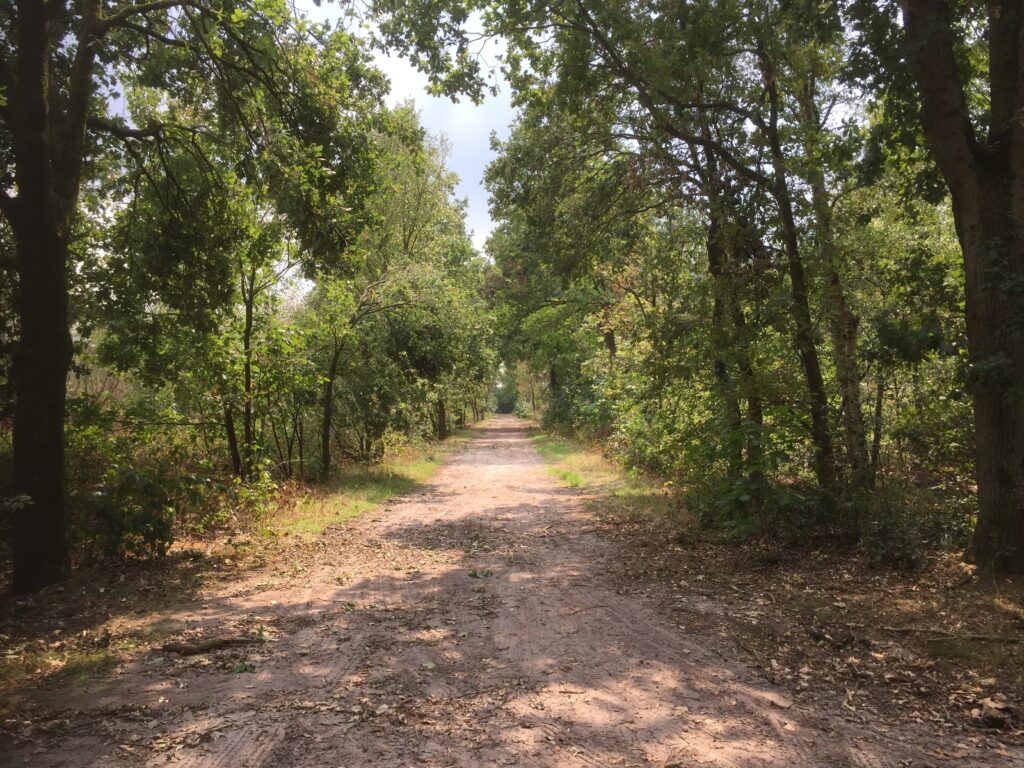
90,464,176,559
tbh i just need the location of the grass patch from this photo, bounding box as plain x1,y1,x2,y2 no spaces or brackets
530,434,620,489
268,432,471,538
0,645,119,691
530,432,681,522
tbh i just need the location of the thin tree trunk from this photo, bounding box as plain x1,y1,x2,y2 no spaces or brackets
799,83,871,491
706,203,744,478
870,376,884,478
320,341,343,481
437,398,448,440
241,265,255,477
297,415,305,481
270,419,286,475
766,156,836,490
730,289,765,481
224,405,243,477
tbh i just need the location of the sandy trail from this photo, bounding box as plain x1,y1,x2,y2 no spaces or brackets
5,417,1018,767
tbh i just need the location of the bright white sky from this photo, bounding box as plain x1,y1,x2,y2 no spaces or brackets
300,2,516,253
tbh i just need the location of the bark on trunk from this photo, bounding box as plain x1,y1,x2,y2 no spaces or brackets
5,0,99,591
960,172,1024,569
774,179,837,492
240,266,256,477
870,377,884,478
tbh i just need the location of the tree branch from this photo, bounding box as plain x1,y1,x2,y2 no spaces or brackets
900,0,979,192
98,0,195,35
87,115,166,139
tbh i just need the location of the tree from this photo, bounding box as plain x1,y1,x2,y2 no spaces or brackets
849,0,1024,570
0,0,384,591
308,107,493,473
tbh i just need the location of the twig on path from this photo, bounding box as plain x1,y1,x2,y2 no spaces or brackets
565,604,610,616
447,685,511,700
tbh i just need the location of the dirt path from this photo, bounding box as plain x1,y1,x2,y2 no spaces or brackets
4,417,1019,767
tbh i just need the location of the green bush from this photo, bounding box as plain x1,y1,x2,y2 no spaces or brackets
859,503,925,571
90,464,176,559
858,482,975,570
687,475,829,543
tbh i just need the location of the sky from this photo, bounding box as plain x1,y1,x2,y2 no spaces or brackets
299,2,517,253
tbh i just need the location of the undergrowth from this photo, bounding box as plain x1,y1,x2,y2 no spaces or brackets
529,432,681,524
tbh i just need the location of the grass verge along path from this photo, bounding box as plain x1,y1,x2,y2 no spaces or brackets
266,430,473,537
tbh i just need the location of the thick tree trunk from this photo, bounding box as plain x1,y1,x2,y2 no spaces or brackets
959,173,1024,570
8,0,75,592
902,0,1024,571
11,225,73,593
320,342,343,481
5,0,99,591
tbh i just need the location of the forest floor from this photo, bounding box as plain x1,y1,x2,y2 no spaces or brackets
1,416,1022,767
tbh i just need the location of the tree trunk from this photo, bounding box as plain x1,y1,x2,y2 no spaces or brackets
224,405,243,476
769,147,836,493
799,84,871,491
297,415,305,481
870,376,884,478
757,59,836,493
603,329,617,358
11,224,73,593
959,172,1024,570
7,0,76,592
436,398,448,440
5,0,99,591
240,266,255,477
320,341,343,481
705,205,744,478
902,0,1024,571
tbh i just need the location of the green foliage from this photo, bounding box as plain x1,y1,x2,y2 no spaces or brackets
90,465,176,560
493,368,518,414
402,0,982,557
24,97,496,564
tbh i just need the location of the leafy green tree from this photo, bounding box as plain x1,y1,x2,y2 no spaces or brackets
0,0,385,591
847,0,1024,568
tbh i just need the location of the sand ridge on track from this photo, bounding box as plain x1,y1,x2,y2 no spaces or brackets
3,416,1020,767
